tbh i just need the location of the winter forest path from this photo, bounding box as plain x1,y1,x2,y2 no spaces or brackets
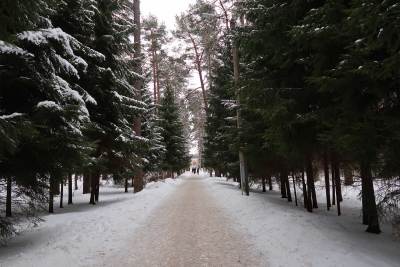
105,175,261,267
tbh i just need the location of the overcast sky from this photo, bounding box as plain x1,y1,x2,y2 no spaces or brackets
142,0,196,30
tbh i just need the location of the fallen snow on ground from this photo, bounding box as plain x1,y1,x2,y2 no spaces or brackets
205,175,400,267
0,176,183,267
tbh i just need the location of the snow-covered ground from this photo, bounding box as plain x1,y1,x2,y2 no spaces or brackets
0,175,183,267
205,175,400,267
1,172,399,267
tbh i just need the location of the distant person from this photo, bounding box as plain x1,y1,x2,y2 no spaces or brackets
192,167,196,174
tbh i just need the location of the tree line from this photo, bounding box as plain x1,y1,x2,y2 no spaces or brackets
0,0,189,238
202,0,400,234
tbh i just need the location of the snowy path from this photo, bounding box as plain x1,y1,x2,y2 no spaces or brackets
104,175,261,266
2,173,399,267
0,178,183,267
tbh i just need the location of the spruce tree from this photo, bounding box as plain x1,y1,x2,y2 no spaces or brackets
159,87,190,177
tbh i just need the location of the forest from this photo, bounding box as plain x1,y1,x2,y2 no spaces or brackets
0,0,400,256
202,0,400,236
0,0,191,238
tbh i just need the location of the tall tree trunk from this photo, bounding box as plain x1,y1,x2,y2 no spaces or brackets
49,175,54,213
189,34,207,109
150,33,158,104
323,151,331,210
332,158,341,216
6,176,12,217
75,174,78,190
95,174,100,202
125,177,128,193
68,173,73,205
331,164,336,205
231,18,248,196
89,173,95,205
292,172,298,206
305,160,314,212
83,173,90,194
301,169,309,210
333,158,343,202
133,0,144,193
268,175,273,191
360,161,381,233
280,174,287,198
60,181,64,208
282,171,292,202
262,177,266,192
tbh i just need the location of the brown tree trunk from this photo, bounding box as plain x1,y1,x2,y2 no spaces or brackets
68,173,73,205
95,174,100,202
323,152,331,210
189,34,207,109
49,175,55,213
75,174,78,190
332,158,341,216
133,0,144,193
83,173,90,194
331,164,336,205
60,181,64,208
280,174,287,198
282,171,292,202
305,160,314,212
301,169,309,210
292,172,298,206
125,177,129,193
268,175,273,190
89,173,95,205
360,161,381,233
6,176,12,217
262,177,266,192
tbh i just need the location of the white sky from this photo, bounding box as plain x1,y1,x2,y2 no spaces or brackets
142,0,196,30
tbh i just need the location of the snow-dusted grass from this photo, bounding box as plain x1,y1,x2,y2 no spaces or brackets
0,175,184,267
205,175,400,267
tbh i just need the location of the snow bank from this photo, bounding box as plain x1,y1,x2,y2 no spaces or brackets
0,176,183,267
205,175,400,267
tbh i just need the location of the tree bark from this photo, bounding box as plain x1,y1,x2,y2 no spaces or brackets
49,175,54,213
280,174,287,198
301,169,309,210
89,173,95,205
125,177,129,193
60,181,64,208
268,175,273,190
95,174,100,202
323,152,331,210
292,173,298,206
75,174,78,190
68,173,73,205
360,161,381,233
283,171,292,202
262,177,266,192
83,173,90,194
6,176,12,217
133,0,144,193
332,158,341,216
188,33,207,109
331,163,336,206
305,159,314,212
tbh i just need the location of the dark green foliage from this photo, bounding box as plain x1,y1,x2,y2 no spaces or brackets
205,0,400,233
159,87,190,174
